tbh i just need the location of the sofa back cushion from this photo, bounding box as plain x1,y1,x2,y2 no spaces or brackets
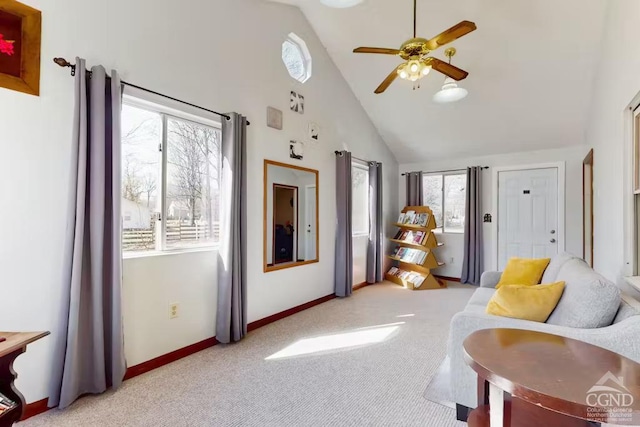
546,258,620,328
541,252,580,283
613,294,640,324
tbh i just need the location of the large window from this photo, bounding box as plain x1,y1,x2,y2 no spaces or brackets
423,173,467,233
352,161,369,236
121,99,221,254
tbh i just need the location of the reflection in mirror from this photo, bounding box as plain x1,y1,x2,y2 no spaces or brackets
264,160,319,272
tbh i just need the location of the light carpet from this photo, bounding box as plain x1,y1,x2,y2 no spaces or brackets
21,282,475,427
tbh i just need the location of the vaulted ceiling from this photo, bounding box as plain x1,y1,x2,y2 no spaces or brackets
269,0,607,163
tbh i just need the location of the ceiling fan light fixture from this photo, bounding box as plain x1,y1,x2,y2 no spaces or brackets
433,77,468,103
397,60,429,82
320,0,364,8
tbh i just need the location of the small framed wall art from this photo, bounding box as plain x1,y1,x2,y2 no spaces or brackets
290,91,305,114
290,140,304,160
308,122,319,143
267,106,283,130
0,0,41,96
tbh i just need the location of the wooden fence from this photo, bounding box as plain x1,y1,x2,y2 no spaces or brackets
123,221,220,251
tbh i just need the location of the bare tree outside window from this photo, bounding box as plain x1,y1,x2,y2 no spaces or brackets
423,173,466,233
166,117,221,250
352,163,369,235
423,175,443,228
120,101,221,253
121,104,161,251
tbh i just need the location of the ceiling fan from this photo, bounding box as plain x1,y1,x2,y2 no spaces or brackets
353,0,476,94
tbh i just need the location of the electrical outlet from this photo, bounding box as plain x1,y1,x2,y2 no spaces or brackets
169,302,179,319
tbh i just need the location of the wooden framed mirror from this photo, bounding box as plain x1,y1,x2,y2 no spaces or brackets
263,160,319,272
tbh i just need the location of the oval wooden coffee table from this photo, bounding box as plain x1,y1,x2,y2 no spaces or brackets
463,328,640,426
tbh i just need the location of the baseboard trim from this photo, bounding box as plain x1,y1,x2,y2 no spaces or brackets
22,398,49,421
353,281,369,291
248,294,335,332
23,289,349,420
435,275,461,283
123,336,219,381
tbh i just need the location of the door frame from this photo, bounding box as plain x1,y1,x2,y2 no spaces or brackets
272,183,298,265
304,184,317,261
491,162,566,270
583,150,594,267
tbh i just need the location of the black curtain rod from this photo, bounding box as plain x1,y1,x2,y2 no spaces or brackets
53,58,250,125
401,166,489,176
334,150,377,165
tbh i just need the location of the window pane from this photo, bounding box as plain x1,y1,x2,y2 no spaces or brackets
352,165,369,235
444,174,466,233
423,175,443,228
121,104,162,252
166,117,221,249
282,40,306,82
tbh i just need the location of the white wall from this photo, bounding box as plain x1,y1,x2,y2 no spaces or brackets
400,145,588,278
122,251,217,366
585,0,640,286
0,0,398,404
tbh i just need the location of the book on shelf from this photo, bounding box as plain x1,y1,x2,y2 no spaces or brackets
402,210,416,224
0,392,17,415
386,267,426,287
397,212,406,224
392,246,427,265
393,230,427,246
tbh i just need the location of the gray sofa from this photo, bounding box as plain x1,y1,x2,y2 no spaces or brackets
448,252,640,417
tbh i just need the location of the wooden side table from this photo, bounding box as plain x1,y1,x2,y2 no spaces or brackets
463,328,640,426
0,332,49,427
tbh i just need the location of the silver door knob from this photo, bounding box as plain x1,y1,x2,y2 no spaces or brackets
550,230,556,234
550,238,556,243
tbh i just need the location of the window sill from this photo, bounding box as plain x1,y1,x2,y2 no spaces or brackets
432,229,464,236
625,276,640,293
123,246,218,260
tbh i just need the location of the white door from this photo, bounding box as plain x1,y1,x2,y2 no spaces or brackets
498,168,559,270
305,185,317,260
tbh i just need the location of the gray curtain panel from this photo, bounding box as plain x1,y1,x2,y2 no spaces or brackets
405,171,424,206
49,59,126,409
461,167,484,285
366,162,383,283
216,113,248,343
335,151,353,297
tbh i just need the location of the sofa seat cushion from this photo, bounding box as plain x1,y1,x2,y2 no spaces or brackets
541,252,580,283
465,288,496,309
486,282,566,322
546,258,620,328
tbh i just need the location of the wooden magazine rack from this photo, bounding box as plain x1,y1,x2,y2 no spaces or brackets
385,206,446,290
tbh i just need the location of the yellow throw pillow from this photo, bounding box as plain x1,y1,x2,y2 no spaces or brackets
486,282,565,323
496,257,551,289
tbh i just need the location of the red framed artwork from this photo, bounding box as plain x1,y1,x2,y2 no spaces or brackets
0,0,41,96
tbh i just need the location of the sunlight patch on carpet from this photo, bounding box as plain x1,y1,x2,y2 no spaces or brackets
265,323,402,360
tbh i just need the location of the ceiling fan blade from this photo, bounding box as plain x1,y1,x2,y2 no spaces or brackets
354,47,401,55
425,21,477,51
427,58,469,81
374,65,402,94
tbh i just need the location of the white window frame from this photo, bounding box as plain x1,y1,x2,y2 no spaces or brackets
352,160,370,237
282,32,312,84
122,94,222,258
423,172,467,234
